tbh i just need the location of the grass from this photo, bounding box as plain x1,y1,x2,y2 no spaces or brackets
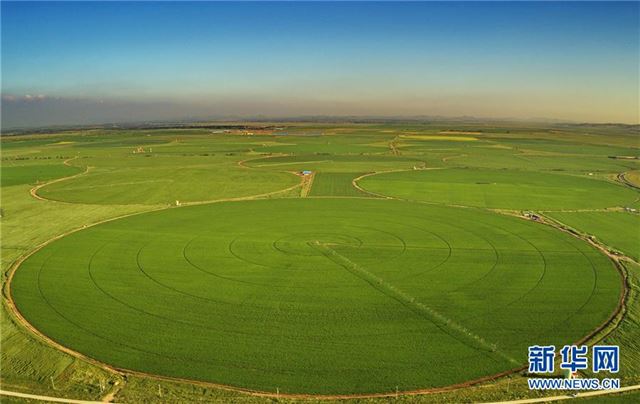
400,135,478,141
0,184,151,401
624,170,640,187
12,198,621,394
546,212,640,261
1,123,638,402
0,164,81,187
591,261,640,384
1,308,117,400
358,168,638,210
245,154,430,173
308,172,368,197
38,160,299,205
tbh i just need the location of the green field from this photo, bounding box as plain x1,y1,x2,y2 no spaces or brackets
308,172,368,197
623,170,640,188
0,163,81,187
1,122,638,401
358,168,638,210
547,211,640,261
12,198,621,393
38,160,298,205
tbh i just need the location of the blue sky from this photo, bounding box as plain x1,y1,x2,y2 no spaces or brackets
2,1,638,127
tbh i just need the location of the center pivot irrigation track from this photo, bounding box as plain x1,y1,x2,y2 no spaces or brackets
7,197,625,398
311,241,520,366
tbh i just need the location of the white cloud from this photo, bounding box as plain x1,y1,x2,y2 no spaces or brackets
23,94,47,101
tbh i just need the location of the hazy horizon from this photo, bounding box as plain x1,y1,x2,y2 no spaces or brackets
2,2,639,128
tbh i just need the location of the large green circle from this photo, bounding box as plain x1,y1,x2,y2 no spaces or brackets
38,164,298,205
358,168,638,210
12,199,621,394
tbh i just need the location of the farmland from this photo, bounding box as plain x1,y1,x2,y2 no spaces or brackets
308,172,368,197
1,122,639,402
358,168,638,210
546,212,640,262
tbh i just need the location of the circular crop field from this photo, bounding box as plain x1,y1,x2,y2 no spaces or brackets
358,168,639,210
12,199,621,395
37,164,299,205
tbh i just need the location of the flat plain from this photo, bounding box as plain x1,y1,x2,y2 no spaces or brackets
1,122,638,401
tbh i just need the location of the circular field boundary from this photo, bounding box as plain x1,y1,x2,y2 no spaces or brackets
3,198,631,400
353,168,640,211
29,156,92,202
31,154,304,206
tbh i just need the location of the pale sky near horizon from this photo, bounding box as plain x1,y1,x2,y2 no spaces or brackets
1,1,639,128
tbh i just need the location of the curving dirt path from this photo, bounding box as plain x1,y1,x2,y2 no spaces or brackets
178,180,303,207
481,384,640,403
351,168,429,199
3,382,639,403
0,389,103,403
617,171,640,191
29,156,93,202
236,153,291,169
442,153,467,162
299,172,315,197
